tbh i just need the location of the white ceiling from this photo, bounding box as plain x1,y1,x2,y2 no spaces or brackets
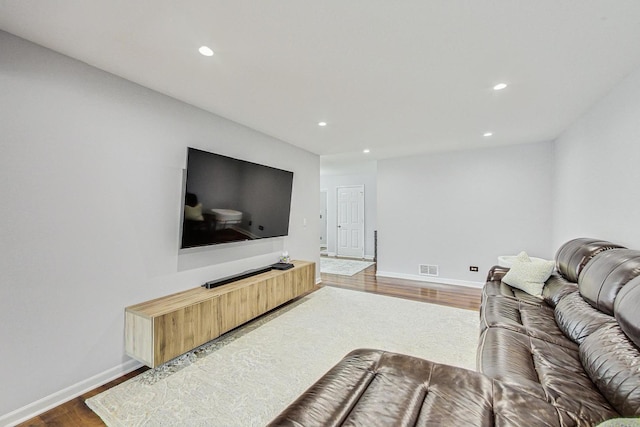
2,1,640,163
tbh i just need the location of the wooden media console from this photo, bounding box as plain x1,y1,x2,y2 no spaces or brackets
125,260,316,367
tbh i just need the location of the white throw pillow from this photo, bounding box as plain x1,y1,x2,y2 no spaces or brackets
514,250,530,263
502,251,555,296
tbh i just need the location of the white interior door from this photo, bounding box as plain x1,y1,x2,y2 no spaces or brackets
336,185,364,258
320,190,328,250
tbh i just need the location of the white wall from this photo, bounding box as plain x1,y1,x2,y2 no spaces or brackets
320,163,377,259
553,65,640,249
377,142,554,286
0,31,319,423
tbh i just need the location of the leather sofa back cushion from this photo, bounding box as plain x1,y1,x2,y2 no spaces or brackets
555,238,624,283
542,274,578,307
578,249,640,315
580,324,640,417
614,276,640,348
555,291,616,344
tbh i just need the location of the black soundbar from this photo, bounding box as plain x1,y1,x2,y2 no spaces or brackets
203,266,272,289
202,263,294,289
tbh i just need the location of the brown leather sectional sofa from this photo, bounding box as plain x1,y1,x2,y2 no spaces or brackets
269,238,640,426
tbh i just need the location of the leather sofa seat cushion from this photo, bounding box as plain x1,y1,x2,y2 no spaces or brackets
480,297,577,350
614,276,640,348
554,291,616,345
578,249,640,314
268,349,495,427
492,380,617,426
580,324,640,417
555,238,625,283
477,328,618,420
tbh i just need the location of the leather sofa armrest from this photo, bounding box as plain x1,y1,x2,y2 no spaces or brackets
487,265,509,282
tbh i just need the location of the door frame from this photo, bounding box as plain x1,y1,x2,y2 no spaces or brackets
320,189,328,252
336,184,365,258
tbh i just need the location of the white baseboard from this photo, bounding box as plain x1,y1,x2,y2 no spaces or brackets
0,358,142,427
322,253,374,261
375,270,484,289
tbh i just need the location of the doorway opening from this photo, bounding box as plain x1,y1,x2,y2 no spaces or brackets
320,190,328,255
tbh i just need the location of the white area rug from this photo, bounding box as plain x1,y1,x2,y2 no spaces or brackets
86,287,479,426
320,257,375,276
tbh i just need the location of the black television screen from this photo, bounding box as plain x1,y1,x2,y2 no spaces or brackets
180,148,294,249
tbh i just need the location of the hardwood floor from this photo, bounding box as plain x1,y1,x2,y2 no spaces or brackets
18,263,481,426
321,264,482,311
17,367,149,427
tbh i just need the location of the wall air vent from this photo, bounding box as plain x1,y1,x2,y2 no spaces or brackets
419,264,439,276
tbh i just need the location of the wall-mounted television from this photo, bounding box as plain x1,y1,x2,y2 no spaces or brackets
180,147,294,249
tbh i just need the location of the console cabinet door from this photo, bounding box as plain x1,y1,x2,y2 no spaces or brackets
154,297,220,366
217,283,261,335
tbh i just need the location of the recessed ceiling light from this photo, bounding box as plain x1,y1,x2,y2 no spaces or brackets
483,132,493,137
363,149,370,154
318,122,327,127
198,46,214,57
493,83,507,91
